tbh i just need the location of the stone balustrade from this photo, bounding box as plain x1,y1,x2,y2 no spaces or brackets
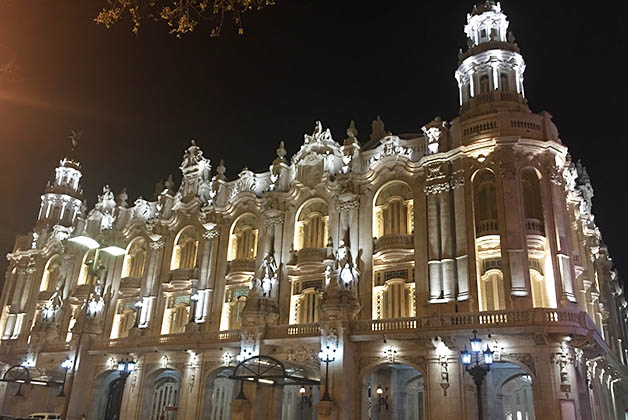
524,218,544,236
374,234,414,252
227,258,256,274
296,248,328,263
266,323,320,339
476,219,498,236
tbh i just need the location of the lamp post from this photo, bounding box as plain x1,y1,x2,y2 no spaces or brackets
460,330,494,420
116,358,137,380
318,345,336,401
61,235,126,420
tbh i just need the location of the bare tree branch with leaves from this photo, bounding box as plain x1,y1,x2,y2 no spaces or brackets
94,0,276,37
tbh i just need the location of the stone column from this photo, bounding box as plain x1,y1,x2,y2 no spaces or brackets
426,193,442,301
541,164,577,306
414,180,429,315
452,169,470,302
440,190,456,301
498,162,532,308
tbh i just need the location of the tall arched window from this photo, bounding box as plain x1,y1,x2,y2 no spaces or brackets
171,227,199,270
473,169,499,236
480,74,490,93
228,215,258,261
373,182,414,238
77,249,96,285
479,269,506,311
40,255,62,292
161,295,190,335
295,200,329,250
520,168,544,230
110,300,137,339
122,237,147,278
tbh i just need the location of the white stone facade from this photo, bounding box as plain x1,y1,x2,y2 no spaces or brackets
1,2,627,420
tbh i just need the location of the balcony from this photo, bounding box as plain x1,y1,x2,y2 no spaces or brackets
524,218,544,236
89,329,241,353
168,268,198,289
374,234,414,252
476,219,498,236
265,323,320,343
119,277,141,294
292,248,328,273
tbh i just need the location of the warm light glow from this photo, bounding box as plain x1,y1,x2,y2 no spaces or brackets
258,378,274,385
483,346,494,365
299,386,306,395
101,246,127,256
470,330,482,353
376,386,383,395
69,235,100,249
461,348,472,365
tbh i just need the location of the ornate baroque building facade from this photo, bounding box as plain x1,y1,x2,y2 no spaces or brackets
1,2,627,420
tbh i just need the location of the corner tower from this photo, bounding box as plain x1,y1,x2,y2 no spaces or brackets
36,146,84,229
455,1,528,118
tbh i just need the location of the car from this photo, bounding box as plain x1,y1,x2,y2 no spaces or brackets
27,414,61,420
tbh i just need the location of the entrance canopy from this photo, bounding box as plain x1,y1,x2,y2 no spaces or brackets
230,355,320,386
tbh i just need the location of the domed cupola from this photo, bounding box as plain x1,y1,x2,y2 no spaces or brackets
455,1,529,118
36,135,84,229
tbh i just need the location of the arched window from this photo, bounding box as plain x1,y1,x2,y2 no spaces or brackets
298,288,320,324
122,237,147,278
374,182,414,238
77,249,96,285
480,74,490,93
520,168,544,230
170,227,199,270
150,375,180,420
110,300,137,339
473,169,499,236
228,215,258,261
479,269,505,311
295,200,329,250
161,295,190,335
40,255,62,292
500,72,510,91
373,269,416,320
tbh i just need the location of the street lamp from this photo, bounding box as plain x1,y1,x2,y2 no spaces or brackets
318,345,336,401
61,235,126,420
460,330,494,420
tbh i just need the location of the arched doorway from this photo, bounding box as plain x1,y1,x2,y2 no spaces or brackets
201,368,237,420
464,361,536,420
104,377,125,420
362,363,425,420
140,369,181,420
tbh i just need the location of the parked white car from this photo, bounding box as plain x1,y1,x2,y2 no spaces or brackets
27,414,61,420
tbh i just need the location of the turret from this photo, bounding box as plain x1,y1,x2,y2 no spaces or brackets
36,140,84,229
455,1,528,117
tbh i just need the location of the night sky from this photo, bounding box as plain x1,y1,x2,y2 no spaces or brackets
0,1,626,288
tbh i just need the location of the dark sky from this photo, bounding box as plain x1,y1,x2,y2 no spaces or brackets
0,1,626,288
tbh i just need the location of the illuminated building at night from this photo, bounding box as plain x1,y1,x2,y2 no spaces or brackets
1,2,627,419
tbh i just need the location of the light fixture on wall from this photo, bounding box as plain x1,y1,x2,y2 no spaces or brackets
376,385,389,411
299,385,312,410
161,355,169,368
222,352,234,366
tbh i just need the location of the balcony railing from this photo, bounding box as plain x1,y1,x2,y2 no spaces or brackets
168,268,198,283
266,323,321,339
524,218,544,236
374,234,414,253
227,259,256,274
350,308,588,334
296,248,328,264
90,329,241,351
476,219,498,236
